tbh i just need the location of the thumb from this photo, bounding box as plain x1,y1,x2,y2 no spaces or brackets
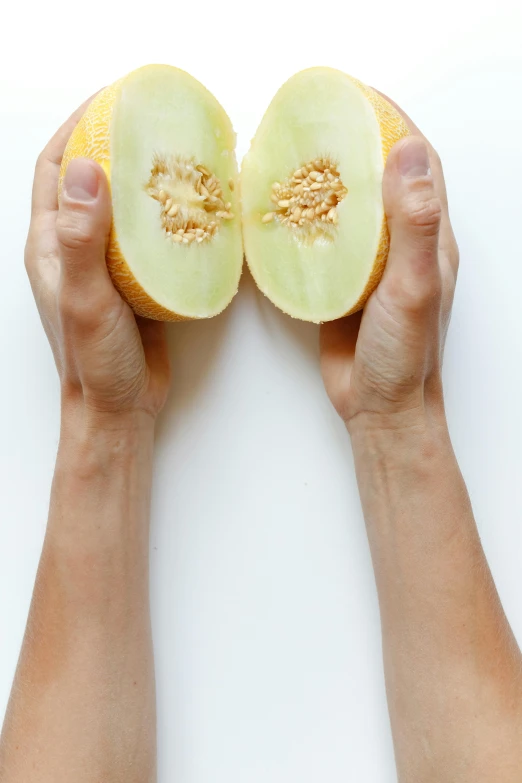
56,158,115,319
381,136,442,313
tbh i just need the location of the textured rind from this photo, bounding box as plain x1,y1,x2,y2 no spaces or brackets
342,77,410,317
59,77,191,322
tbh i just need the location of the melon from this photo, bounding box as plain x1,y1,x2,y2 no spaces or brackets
60,65,243,321
241,68,410,323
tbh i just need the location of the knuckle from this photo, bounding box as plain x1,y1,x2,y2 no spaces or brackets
449,237,460,270
61,375,83,399
58,288,96,329
402,283,441,317
56,212,94,252
429,145,442,171
58,283,118,334
57,290,77,323
403,273,442,316
24,240,35,276
401,193,442,236
440,233,460,277
34,149,48,176
383,267,442,318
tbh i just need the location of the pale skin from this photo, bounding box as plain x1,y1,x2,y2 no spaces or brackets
0,90,521,782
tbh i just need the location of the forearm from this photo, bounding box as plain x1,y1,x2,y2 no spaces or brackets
0,407,157,783
350,411,522,782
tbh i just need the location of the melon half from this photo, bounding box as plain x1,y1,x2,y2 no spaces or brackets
241,68,410,323
60,65,243,321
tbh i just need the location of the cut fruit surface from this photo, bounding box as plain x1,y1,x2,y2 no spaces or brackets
241,68,410,323
60,65,243,321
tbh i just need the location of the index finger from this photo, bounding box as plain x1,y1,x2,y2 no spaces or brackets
31,91,102,218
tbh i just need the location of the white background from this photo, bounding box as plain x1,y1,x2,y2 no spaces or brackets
1,1,522,780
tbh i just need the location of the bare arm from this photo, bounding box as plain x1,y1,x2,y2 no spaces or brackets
0,415,157,782
321,111,522,781
0,103,170,782
351,416,522,781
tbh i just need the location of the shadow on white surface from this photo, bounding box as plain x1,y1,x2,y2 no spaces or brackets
156,289,236,451
249,268,320,367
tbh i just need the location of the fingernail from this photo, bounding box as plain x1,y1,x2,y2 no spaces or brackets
63,159,99,201
398,138,431,178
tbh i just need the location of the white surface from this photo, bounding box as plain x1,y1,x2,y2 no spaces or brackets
1,1,522,780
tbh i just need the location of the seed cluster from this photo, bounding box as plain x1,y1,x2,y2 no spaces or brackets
262,158,348,240
146,155,234,245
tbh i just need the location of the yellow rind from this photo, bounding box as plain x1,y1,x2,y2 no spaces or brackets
343,77,410,316
60,74,191,322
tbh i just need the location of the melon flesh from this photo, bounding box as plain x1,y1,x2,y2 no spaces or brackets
61,65,243,321
241,68,409,323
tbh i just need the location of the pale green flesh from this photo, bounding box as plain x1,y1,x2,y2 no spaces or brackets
111,65,243,318
241,68,385,323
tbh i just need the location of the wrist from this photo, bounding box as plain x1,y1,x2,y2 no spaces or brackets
58,400,156,470
46,401,155,555
348,402,451,465
348,405,465,545
346,381,447,437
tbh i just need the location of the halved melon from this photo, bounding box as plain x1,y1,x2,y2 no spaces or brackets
60,65,243,321
241,68,410,323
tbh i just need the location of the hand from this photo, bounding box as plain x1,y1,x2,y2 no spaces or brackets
321,96,459,430
24,97,171,424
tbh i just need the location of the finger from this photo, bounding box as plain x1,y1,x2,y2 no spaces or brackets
26,91,103,296
380,136,442,314
320,312,362,415
320,312,361,366
31,90,101,218
375,88,459,280
56,158,115,325
136,318,171,391
24,213,60,286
